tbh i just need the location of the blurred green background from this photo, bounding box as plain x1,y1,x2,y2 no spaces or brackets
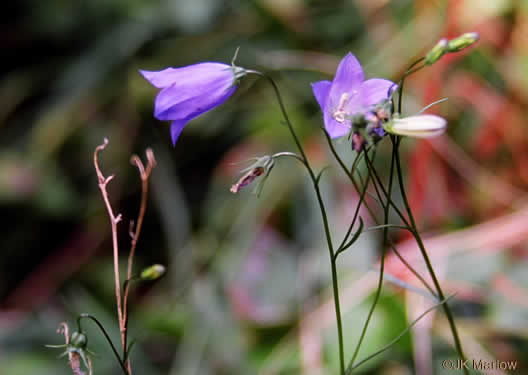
2,0,528,374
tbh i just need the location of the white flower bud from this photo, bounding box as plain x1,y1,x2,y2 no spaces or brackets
385,114,447,138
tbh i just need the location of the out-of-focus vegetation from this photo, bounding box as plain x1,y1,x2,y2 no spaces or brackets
1,0,528,374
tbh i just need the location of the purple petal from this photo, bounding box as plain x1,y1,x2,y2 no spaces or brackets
330,53,364,94
140,62,233,89
311,80,332,110
325,53,366,125
140,68,182,89
170,120,187,145
359,78,397,109
323,110,351,138
153,77,236,121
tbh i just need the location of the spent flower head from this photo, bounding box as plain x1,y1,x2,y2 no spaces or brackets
311,53,397,139
47,326,94,373
230,155,275,196
141,53,247,145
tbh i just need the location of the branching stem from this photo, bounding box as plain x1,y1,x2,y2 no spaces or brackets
94,139,124,346
94,140,156,375
123,149,156,367
346,142,397,373
256,71,346,375
77,314,130,375
393,139,468,374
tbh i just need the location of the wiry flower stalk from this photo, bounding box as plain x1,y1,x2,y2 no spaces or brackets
94,139,125,347
123,148,156,370
137,41,479,374
92,139,156,375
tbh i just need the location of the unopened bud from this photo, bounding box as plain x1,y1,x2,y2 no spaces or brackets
385,114,447,138
140,264,166,281
425,38,449,65
447,32,480,52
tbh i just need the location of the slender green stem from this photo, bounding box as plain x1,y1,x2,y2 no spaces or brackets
349,294,455,371
77,314,130,375
322,131,381,224
393,139,468,374
388,240,438,298
364,223,409,232
366,155,438,299
253,72,309,164
336,218,364,256
346,143,397,373
323,129,359,183
397,58,426,114
355,169,388,214
257,72,346,374
418,98,448,114
330,251,345,375
350,149,366,176
336,153,373,254
334,148,377,259
271,151,305,164
323,129,436,303
366,155,410,228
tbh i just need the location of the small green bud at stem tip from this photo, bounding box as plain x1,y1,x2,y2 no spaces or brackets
425,38,449,65
447,32,480,52
140,264,166,281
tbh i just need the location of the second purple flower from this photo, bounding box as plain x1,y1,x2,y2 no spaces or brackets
311,53,396,139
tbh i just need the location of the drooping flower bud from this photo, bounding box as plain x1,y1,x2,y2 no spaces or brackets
425,38,449,65
384,114,447,138
447,32,480,53
230,155,274,195
230,167,265,193
140,264,166,281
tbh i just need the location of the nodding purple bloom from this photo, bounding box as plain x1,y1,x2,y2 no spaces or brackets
140,62,246,145
311,53,397,139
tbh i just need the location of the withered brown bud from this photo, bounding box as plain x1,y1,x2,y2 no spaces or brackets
352,132,365,152
230,167,265,193
374,107,390,122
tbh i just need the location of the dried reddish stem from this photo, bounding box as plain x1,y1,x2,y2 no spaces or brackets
93,139,125,350
58,322,90,375
126,149,156,284
58,322,70,344
92,140,156,375
122,148,156,370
